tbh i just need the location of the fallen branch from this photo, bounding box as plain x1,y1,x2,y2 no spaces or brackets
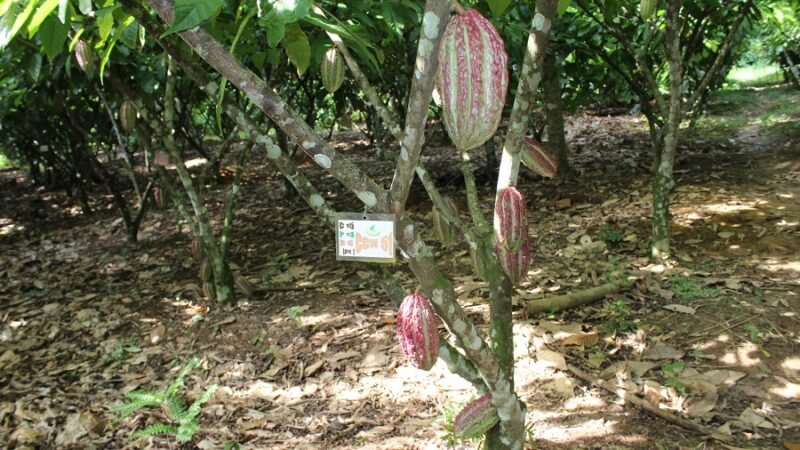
526,280,633,316
567,363,733,444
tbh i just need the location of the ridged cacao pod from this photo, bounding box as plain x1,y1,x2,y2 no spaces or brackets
432,196,459,247
640,0,657,20
119,100,137,133
199,258,212,281
521,138,558,178
494,187,530,285
437,10,508,151
454,395,500,439
234,274,254,297
396,292,440,371
191,237,204,261
152,187,165,209
321,47,345,94
202,281,216,301
74,40,95,74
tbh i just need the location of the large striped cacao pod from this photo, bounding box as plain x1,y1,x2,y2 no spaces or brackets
432,196,459,247
202,281,216,301
74,40,95,74
640,0,657,20
119,100,137,133
494,186,530,285
437,10,508,151
521,138,558,178
321,47,345,94
453,395,500,439
191,237,204,261
199,258,212,281
152,187,165,209
234,274,254,297
396,292,440,371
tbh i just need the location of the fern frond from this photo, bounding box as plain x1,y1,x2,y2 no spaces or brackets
166,356,200,397
165,394,188,421
128,423,178,441
184,385,218,422
126,390,167,404
176,420,199,443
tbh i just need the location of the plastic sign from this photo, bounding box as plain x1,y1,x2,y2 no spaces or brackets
335,213,396,263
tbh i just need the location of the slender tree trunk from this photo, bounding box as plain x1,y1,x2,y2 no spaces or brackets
784,50,800,88
542,53,569,176
651,0,683,259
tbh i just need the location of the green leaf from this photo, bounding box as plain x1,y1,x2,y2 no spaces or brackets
27,0,58,37
119,20,138,48
282,23,309,75
271,0,311,23
39,12,68,60
78,0,92,15
99,15,134,80
557,0,571,16
57,0,67,22
486,0,511,17
96,6,115,41
0,0,14,17
266,20,284,48
160,0,222,38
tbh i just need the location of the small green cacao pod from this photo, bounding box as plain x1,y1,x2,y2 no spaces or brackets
199,258,212,281
119,100,137,133
396,292,440,371
74,40,95,74
521,138,558,178
640,0,657,20
202,281,216,301
437,9,509,151
432,196,459,247
321,47,345,94
494,186,530,285
234,274,254,297
454,395,500,439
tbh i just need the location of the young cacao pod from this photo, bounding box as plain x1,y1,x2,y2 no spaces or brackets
74,40,95,74
640,0,657,20
453,395,500,439
396,292,440,371
234,274,254,297
199,258,212,281
191,237,204,261
321,47,345,94
432,196,459,247
119,100,137,133
521,138,558,178
437,9,508,151
494,186,530,285
202,281,216,301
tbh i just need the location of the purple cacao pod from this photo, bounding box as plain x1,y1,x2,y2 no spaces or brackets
74,40,95,74
494,186,530,285
521,138,558,178
453,394,500,439
437,10,509,151
396,292,440,370
321,47,345,94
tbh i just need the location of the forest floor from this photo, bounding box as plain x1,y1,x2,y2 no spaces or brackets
1,84,799,450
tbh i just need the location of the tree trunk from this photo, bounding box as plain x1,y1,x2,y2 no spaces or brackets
542,53,569,176
651,0,683,260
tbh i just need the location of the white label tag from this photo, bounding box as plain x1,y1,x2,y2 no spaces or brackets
335,213,396,263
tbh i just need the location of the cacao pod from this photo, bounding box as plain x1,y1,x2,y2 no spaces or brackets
119,100,137,133
454,395,500,439
202,281,216,301
321,47,345,94
432,196,459,247
493,186,530,285
640,0,657,20
74,40,95,74
437,9,508,151
396,292,440,370
199,258,212,281
234,274,254,297
152,187,165,209
191,237,204,261
521,138,558,178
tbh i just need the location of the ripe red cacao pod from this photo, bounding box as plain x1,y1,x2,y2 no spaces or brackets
119,100,137,133
396,292,440,371
74,40,95,74
521,138,558,178
321,47,345,94
432,196,459,247
437,10,509,151
453,394,500,439
494,186,530,285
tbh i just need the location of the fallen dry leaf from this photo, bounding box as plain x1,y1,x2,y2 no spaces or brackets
536,349,567,371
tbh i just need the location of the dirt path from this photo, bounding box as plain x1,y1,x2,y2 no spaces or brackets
0,86,798,449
